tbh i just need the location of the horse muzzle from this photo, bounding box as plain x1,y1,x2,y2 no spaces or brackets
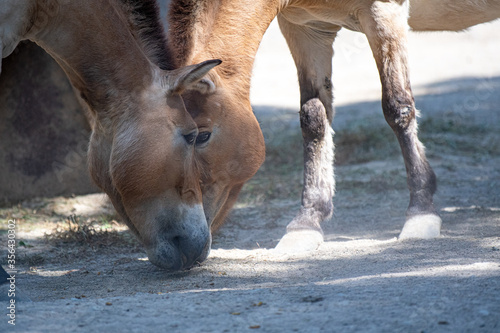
146,204,211,271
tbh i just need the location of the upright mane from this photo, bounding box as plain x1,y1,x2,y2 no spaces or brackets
167,0,207,68
167,0,280,91
119,0,175,70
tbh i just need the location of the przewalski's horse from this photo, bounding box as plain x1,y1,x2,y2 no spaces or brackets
0,0,265,271
167,0,500,251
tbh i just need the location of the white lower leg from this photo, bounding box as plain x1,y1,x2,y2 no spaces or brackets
274,230,324,254
399,214,442,240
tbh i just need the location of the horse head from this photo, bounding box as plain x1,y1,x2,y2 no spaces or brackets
88,60,265,271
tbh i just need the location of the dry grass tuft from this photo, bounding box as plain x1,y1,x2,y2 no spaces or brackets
45,215,140,250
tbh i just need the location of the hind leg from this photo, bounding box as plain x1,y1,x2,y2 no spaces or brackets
275,15,340,252
359,1,441,239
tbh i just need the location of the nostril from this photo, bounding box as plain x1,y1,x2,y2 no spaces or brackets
172,236,181,248
171,236,188,266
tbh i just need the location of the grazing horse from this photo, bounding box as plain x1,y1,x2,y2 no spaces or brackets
0,0,266,272
167,0,500,252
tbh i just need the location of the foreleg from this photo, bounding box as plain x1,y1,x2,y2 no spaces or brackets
359,1,441,239
275,15,339,252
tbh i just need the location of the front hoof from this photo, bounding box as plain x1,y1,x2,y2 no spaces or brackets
399,214,442,240
274,230,324,254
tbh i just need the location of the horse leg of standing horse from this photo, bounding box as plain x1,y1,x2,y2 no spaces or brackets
359,1,441,239
275,15,339,252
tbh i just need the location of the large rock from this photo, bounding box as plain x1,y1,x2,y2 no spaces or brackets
0,41,97,204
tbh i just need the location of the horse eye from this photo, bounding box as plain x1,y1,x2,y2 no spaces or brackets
196,131,211,145
183,132,197,145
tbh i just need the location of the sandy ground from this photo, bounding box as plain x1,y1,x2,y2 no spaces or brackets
1,19,500,333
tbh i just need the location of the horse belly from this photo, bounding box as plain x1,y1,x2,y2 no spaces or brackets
409,0,500,31
281,1,369,32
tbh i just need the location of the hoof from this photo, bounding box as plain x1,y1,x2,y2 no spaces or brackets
274,230,324,254
399,214,442,240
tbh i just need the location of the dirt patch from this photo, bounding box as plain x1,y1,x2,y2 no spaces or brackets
1,20,500,333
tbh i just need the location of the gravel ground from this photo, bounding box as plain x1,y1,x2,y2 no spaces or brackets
1,18,500,333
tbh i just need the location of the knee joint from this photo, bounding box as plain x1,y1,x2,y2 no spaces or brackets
383,101,416,129
300,98,327,141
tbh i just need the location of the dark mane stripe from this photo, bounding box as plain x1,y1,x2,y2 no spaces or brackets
167,0,206,67
119,0,175,70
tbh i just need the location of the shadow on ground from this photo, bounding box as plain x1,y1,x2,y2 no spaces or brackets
1,76,499,333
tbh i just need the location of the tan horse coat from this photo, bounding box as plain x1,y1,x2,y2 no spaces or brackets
167,0,500,251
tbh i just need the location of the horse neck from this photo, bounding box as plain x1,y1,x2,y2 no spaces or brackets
168,0,282,98
27,0,157,116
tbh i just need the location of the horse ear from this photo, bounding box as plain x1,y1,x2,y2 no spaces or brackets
165,59,221,95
